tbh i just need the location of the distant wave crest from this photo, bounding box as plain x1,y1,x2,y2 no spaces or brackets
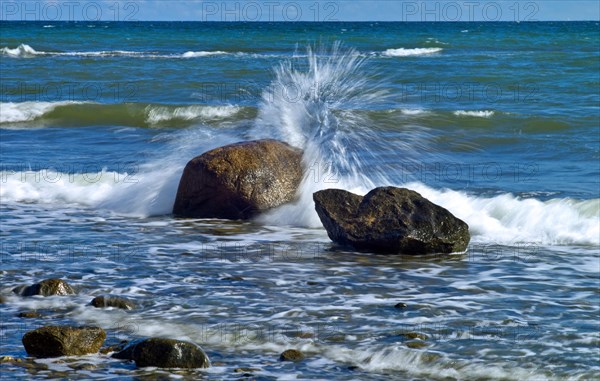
453,110,495,118
145,105,241,123
383,47,443,57
0,44,231,59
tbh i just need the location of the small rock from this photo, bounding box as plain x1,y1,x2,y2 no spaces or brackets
101,340,129,355
400,332,428,340
234,367,260,373
394,302,407,308
405,341,428,349
17,311,42,318
294,332,314,339
221,276,244,281
113,338,210,368
1,357,48,371
90,295,135,310
0,356,15,363
22,326,106,358
279,349,304,362
69,363,96,371
0,295,6,304
13,279,75,297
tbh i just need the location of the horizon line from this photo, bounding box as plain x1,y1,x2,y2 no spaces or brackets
2,20,599,22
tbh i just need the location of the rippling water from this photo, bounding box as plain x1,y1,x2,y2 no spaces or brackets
1,21,599,380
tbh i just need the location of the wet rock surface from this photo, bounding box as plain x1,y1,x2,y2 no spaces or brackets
173,139,303,220
279,349,304,362
22,326,106,358
314,187,470,254
113,338,210,368
13,279,75,297
90,295,135,310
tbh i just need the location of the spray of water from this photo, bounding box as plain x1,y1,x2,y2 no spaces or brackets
250,43,398,227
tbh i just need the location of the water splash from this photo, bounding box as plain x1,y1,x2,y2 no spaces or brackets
251,43,400,226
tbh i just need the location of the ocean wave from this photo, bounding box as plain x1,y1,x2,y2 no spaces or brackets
2,169,597,246
0,44,232,59
405,182,600,246
400,108,429,115
145,105,241,123
453,110,495,118
383,47,443,57
1,44,39,57
0,102,245,127
0,101,84,123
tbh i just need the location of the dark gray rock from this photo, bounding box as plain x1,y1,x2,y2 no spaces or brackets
22,326,106,358
90,295,135,310
313,187,470,254
111,340,138,360
113,338,210,368
13,279,75,297
173,139,303,220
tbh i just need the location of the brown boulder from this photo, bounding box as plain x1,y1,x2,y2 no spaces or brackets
173,139,303,219
22,326,106,358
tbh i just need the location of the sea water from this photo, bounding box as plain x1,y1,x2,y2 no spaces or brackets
1,21,599,380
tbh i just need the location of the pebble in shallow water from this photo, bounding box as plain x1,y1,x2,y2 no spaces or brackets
279,349,305,362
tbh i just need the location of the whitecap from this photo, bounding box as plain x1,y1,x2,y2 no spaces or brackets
383,47,443,57
453,110,495,118
0,101,86,123
145,105,240,124
1,44,39,57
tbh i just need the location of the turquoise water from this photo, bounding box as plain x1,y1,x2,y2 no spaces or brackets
1,22,599,380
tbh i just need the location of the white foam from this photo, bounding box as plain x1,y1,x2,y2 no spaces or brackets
1,127,239,217
181,50,227,58
383,47,443,57
0,169,129,206
453,110,495,118
405,182,600,246
145,105,240,124
0,101,84,123
400,108,429,115
334,345,557,380
1,44,231,59
0,44,39,57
